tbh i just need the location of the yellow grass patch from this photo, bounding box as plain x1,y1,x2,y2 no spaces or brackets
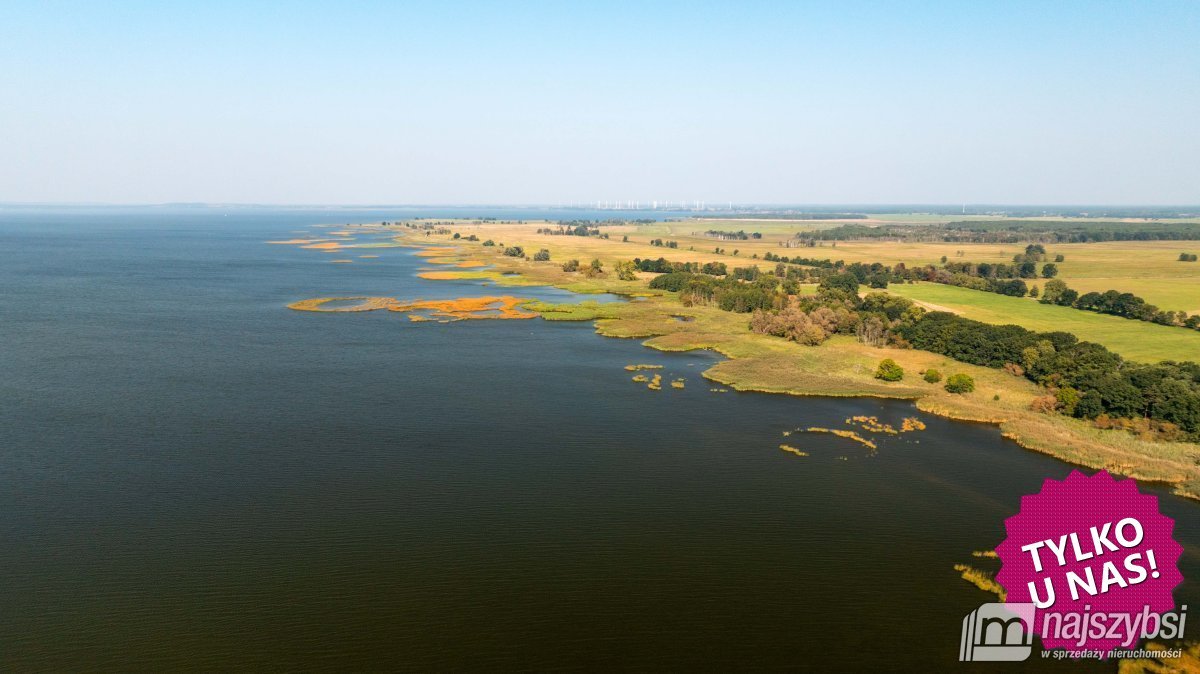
648,374,663,390
330,259,353,263
388,296,537,321
359,255,379,259
301,242,344,250
671,379,685,389
779,444,808,457
953,564,1006,600
417,270,471,280
624,364,664,371
632,374,649,383
804,427,878,450
901,417,927,432
288,295,536,321
845,415,898,434
288,296,397,312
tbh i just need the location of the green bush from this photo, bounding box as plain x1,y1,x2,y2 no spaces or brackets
874,358,904,382
561,259,580,272
923,369,942,383
944,374,976,394
533,249,550,261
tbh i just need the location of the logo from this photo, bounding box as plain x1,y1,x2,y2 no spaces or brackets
960,603,1035,662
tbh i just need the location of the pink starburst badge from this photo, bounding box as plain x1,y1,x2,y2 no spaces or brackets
996,470,1184,654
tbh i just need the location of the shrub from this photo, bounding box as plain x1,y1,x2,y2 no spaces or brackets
923,369,942,383
533,249,550,261
945,374,975,394
874,359,904,382
615,260,638,281
584,258,604,278
1030,394,1058,413
1055,386,1080,415
1002,362,1025,377
482,239,495,246
503,246,524,257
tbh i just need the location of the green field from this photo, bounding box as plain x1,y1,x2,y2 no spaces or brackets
885,282,1200,364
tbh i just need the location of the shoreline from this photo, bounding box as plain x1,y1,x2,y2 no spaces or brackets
292,224,1200,501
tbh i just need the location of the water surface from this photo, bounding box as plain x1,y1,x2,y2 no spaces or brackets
3,207,1197,671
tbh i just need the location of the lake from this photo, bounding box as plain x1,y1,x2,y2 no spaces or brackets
2,206,1196,671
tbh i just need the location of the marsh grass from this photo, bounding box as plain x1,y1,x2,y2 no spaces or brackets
953,564,1006,600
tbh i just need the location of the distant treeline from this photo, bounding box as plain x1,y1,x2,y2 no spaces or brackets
704,229,763,240
943,220,1200,242
796,220,1200,243
706,213,868,220
633,258,727,276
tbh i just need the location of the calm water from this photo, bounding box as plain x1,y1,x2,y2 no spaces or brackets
2,207,1198,671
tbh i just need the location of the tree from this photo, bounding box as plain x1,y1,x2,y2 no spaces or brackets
615,260,638,281
482,239,495,247
1055,254,1065,262
944,373,975,394
533,249,550,261
1056,386,1080,416
1039,279,1072,305
561,259,580,272
1041,263,1058,278
503,246,524,257
874,359,904,381
819,272,859,296
1029,285,1039,298
923,369,942,383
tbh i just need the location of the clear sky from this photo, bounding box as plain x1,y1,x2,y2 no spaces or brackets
1,1,1197,205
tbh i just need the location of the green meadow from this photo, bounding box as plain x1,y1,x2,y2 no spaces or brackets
885,282,1200,364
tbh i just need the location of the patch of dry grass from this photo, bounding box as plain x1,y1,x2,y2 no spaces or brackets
953,564,1006,600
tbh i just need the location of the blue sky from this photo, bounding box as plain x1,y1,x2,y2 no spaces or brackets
1,1,1197,204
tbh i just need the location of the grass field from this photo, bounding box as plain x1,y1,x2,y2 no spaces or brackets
885,282,1200,364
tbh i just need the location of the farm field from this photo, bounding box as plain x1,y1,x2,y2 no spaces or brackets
817,240,1200,315
884,282,1200,364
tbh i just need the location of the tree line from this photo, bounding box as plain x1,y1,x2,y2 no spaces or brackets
897,312,1200,439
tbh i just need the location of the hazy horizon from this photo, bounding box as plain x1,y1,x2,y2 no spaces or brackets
2,1,1197,205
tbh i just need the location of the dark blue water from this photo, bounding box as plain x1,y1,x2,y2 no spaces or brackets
2,207,1197,671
